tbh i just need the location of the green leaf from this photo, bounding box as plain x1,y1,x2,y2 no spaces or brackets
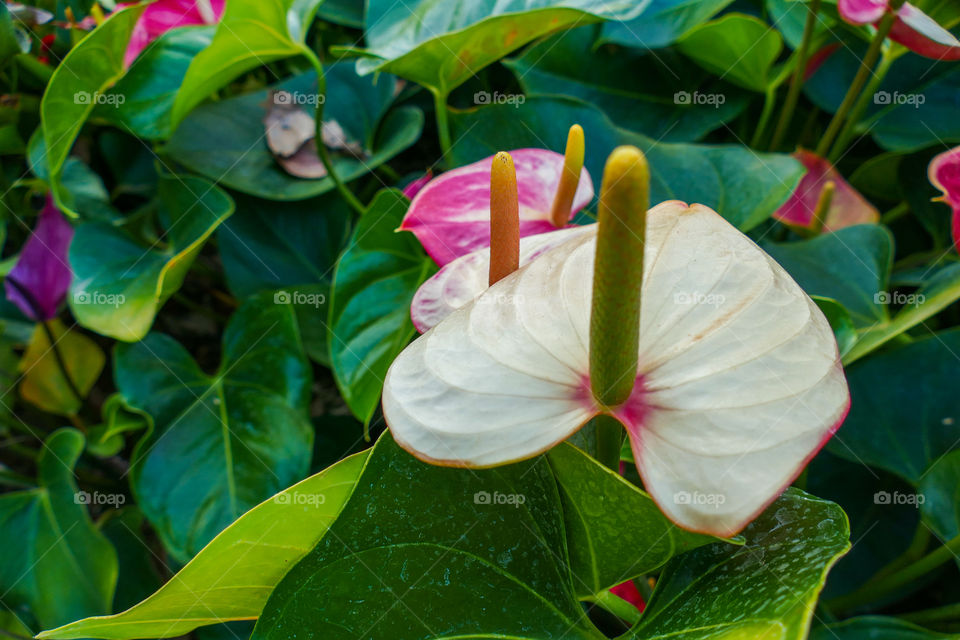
99,509,163,613
810,616,959,639
68,174,233,341
827,328,960,484
86,394,152,458
676,13,784,92
598,0,734,50
19,320,105,417
114,293,314,562
0,429,118,630
253,434,602,640
504,25,749,142
38,451,368,640
632,489,850,640
0,4,25,69
95,26,215,140
165,66,422,200
449,95,802,231
813,296,858,359
351,0,645,95
547,443,716,598
317,0,363,27
170,0,323,126
40,5,144,215
919,450,960,542
329,189,435,425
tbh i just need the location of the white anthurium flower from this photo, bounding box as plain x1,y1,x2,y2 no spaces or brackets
384,199,850,537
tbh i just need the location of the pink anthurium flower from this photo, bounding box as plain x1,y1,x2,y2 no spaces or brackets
929,146,960,252
384,145,849,536
402,171,433,200
401,148,593,266
838,0,960,61
774,150,878,232
123,0,225,66
4,196,73,321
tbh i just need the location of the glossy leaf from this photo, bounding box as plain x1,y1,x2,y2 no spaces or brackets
165,66,422,200
810,616,959,639
0,429,118,630
38,452,368,640
919,450,960,541
69,174,234,342
598,0,734,49
633,490,849,640
329,189,434,425
114,293,313,562
19,320,105,416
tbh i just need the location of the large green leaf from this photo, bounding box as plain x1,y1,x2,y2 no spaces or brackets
351,0,645,95
68,174,234,342
253,434,602,640
598,0,734,49
40,5,144,215
810,617,959,639
114,293,314,562
919,450,960,542
632,489,850,640
95,26,215,140
0,429,118,631
38,452,368,640
676,13,784,93
449,95,802,231
827,329,960,484
165,66,422,200
505,25,749,142
328,189,435,426
547,443,716,598
170,0,323,126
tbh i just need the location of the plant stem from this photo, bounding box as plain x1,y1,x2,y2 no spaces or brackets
433,89,453,165
827,532,960,613
301,47,366,215
769,0,822,151
814,3,903,158
595,415,624,473
880,201,910,225
750,86,778,149
587,589,643,626
829,46,896,162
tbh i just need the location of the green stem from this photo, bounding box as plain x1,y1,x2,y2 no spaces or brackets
900,602,960,625
301,47,366,215
433,89,453,165
587,589,643,626
829,46,896,162
595,415,624,472
750,86,778,149
815,3,903,158
880,201,910,225
769,0,822,151
827,532,960,613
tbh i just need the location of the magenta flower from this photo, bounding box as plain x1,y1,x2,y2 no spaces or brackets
838,0,960,61
929,146,960,253
400,148,593,266
5,196,74,321
773,150,878,231
123,0,225,66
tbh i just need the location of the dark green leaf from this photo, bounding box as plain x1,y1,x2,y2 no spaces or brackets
598,0,734,50
919,450,960,542
810,616,958,639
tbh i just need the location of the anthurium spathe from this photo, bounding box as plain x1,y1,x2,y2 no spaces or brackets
838,0,960,61
123,0,225,66
929,145,960,252
384,147,850,537
4,196,73,321
401,146,593,266
773,149,878,232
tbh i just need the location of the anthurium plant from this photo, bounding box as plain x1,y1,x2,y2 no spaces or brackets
2,1,960,639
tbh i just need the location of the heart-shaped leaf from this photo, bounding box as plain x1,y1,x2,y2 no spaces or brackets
37,451,368,640
114,293,314,562
68,174,234,342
